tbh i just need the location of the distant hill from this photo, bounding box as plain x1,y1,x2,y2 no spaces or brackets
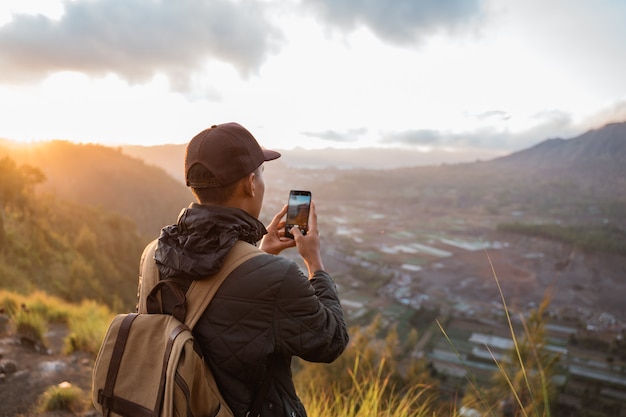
3,121,625,236
121,144,505,182
490,122,626,177
119,121,626,228
269,122,626,231
2,141,192,237
121,143,187,184
122,122,626,183
485,122,626,203
0,150,145,308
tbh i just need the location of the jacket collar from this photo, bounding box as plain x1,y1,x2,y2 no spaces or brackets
154,203,266,280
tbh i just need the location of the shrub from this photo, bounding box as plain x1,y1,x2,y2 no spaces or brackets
37,381,87,413
26,291,72,322
301,357,438,417
0,292,19,316
64,299,113,355
13,308,47,347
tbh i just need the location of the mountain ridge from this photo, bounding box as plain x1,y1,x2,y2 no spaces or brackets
1,140,192,237
2,121,625,239
490,122,626,174
121,121,626,182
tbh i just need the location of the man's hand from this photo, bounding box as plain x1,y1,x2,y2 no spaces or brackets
291,201,325,278
259,205,296,255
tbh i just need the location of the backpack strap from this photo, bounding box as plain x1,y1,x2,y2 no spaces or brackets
138,239,263,329
137,239,160,315
184,241,262,329
146,280,188,322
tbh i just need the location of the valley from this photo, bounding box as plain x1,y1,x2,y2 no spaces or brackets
2,121,626,415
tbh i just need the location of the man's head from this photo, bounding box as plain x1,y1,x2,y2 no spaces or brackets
185,123,280,216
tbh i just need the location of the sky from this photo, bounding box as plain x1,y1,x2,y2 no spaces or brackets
1,0,625,162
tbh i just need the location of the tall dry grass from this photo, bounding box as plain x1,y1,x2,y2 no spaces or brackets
300,250,556,417
0,289,114,356
1,248,557,417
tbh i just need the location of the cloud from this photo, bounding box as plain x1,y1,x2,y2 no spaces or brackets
302,127,367,143
380,127,528,151
380,129,443,146
379,112,582,152
473,110,511,122
586,100,626,130
301,0,483,44
0,0,283,88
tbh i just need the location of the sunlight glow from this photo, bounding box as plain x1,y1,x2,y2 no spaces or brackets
1,0,625,158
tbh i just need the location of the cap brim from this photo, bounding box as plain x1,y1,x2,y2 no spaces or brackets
263,149,281,161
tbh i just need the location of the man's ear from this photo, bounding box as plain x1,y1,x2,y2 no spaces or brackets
244,172,256,197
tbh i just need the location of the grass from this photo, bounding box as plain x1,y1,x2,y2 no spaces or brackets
12,308,48,347
0,289,114,356
64,299,114,355
302,356,440,417
298,244,557,417
435,251,555,417
37,381,88,413
0,249,557,417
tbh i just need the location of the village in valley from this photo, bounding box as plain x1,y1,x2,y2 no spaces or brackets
262,159,626,415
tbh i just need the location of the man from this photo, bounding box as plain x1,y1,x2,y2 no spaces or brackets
145,122,349,417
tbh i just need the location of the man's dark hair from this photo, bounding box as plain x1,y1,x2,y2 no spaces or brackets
187,164,240,204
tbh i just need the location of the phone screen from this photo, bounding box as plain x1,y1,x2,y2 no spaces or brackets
285,190,311,238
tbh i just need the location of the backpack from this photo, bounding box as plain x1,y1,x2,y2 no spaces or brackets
92,240,262,417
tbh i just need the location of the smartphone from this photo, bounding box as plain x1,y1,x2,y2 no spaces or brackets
284,190,312,239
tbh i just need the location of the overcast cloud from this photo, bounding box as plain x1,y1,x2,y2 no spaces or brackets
0,0,485,88
302,128,368,143
380,113,580,151
301,0,482,44
0,0,283,88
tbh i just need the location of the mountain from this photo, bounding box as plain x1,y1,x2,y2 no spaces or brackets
0,141,191,308
118,121,626,230
258,122,626,235
5,121,625,235
483,122,626,206
489,122,626,177
121,143,187,184
123,121,626,181
2,140,192,237
120,144,506,182
1,121,624,318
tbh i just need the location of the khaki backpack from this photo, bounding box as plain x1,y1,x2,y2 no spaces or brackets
92,240,262,417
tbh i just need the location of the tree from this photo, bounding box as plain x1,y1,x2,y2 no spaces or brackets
0,156,45,214
0,156,20,211
0,212,4,251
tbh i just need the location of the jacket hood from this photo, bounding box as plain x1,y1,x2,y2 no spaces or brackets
155,203,267,280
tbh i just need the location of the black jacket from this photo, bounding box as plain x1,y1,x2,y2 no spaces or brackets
148,204,349,417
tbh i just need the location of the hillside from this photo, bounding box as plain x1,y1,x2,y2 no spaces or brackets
0,192,144,309
487,122,626,198
122,121,626,200
1,123,626,416
122,143,187,184
121,144,505,183
0,141,191,309
2,140,193,237
317,122,626,224
491,122,626,172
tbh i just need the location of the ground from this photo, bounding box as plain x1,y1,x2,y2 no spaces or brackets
417,233,626,322
0,322,95,417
